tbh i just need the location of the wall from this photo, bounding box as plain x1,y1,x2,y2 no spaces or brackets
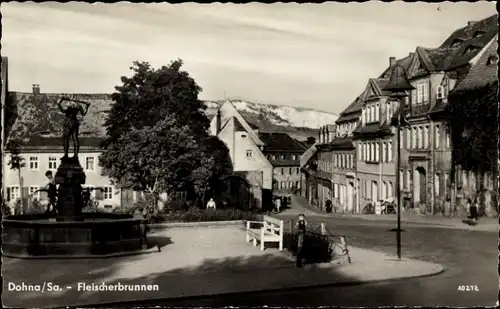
3,149,122,209
217,118,273,190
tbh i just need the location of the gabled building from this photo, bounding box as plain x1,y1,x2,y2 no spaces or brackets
258,132,306,195
209,99,274,210
376,14,498,214
301,93,362,213
352,74,400,211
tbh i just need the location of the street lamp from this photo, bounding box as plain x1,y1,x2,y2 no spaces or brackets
383,64,415,260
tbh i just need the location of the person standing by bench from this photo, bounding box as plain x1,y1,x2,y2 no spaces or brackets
296,213,307,268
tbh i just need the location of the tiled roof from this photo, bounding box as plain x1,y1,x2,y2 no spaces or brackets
259,132,307,152
379,55,413,79
5,92,113,142
330,137,355,149
11,135,104,150
240,115,260,130
452,38,498,92
440,15,498,49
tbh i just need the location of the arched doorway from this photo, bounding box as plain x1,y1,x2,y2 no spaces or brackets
413,166,427,207
219,175,250,210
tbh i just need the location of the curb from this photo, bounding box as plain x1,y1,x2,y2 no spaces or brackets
148,220,246,229
80,263,445,308
2,245,161,260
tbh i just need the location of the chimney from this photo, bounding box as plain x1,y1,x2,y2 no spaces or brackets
467,21,476,27
215,110,221,135
389,57,396,67
32,84,40,95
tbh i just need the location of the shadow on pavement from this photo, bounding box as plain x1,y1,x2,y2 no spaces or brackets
3,234,404,308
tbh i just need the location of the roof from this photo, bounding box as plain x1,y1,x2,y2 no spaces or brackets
7,135,104,150
335,92,365,124
5,92,113,142
379,55,414,79
259,132,307,152
452,37,498,91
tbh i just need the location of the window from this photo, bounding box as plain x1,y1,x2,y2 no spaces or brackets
29,156,39,170
292,155,297,161
406,128,411,149
288,181,293,189
486,55,498,66
424,126,429,148
375,103,380,121
435,125,440,148
399,129,403,149
386,102,392,122
435,173,441,196
280,168,284,175
411,88,417,104
280,154,285,160
450,39,462,48
388,182,393,198
417,83,424,103
412,127,417,149
462,171,468,187
85,157,95,171
295,181,300,189
362,107,366,124
388,141,393,162
289,168,293,174
48,157,58,170
445,172,450,199
280,182,286,189
364,143,368,162
29,186,40,200
272,155,276,160
400,169,404,189
418,126,423,148
296,168,299,174
359,143,363,161
382,182,387,200
375,142,380,162
6,186,20,201
406,170,412,191
382,142,387,163
462,46,478,56
246,150,253,158
103,186,113,200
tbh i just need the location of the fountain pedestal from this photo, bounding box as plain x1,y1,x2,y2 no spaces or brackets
55,156,85,221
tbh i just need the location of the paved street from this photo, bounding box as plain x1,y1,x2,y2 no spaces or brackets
148,197,498,307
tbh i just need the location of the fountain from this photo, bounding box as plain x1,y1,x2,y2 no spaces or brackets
3,97,149,258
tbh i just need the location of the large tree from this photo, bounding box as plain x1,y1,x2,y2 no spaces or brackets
103,60,209,144
99,60,232,205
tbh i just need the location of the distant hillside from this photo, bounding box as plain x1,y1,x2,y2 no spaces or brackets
5,93,338,142
205,100,338,141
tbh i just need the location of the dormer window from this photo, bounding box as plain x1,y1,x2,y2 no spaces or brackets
450,39,463,48
473,31,485,39
462,45,479,56
486,55,498,66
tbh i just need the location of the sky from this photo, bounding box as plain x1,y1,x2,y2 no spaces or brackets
1,2,496,115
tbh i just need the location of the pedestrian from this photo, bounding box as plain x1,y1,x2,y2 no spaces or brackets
325,199,333,213
275,197,282,213
296,213,308,268
468,198,479,222
206,198,216,210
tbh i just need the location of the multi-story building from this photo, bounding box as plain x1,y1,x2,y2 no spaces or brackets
258,132,306,195
301,94,362,213
1,87,127,210
448,34,498,215
375,15,497,214
352,75,398,211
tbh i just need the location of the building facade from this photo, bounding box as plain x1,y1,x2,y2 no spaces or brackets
258,132,306,195
3,134,125,211
353,76,396,211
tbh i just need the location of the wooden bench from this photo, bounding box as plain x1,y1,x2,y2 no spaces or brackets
246,215,284,251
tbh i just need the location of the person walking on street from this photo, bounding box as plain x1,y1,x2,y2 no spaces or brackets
275,197,282,213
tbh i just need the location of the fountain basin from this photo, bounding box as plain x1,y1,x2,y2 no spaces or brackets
2,212,149,258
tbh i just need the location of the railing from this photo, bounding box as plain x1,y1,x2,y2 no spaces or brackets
284,220,351,264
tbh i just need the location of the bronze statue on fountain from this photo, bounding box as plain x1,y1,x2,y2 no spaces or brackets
54,97,91,221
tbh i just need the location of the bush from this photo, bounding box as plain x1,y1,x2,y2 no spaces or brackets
2,198,12,217
82,199,100,213
284,231,333,263
147,207,258,224
27,199,46,214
